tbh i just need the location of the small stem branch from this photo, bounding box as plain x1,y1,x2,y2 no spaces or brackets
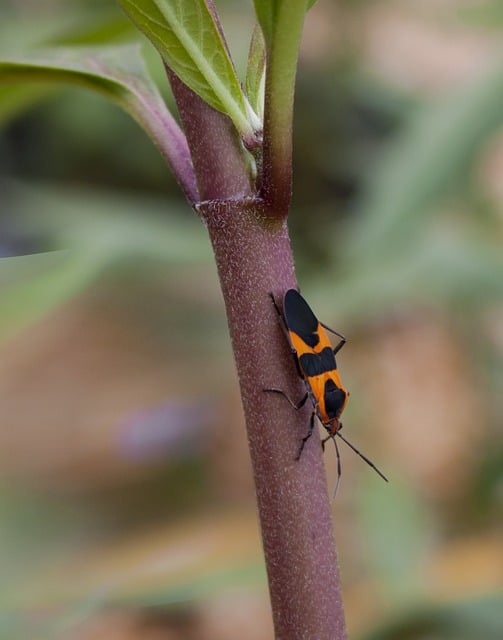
261,1,308,214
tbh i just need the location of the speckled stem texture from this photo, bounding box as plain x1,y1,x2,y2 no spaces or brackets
168,68,347,639
204,204,347,639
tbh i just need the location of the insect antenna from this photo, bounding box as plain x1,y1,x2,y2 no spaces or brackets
321,434,342,496
332,436,342,497
336,431,388,483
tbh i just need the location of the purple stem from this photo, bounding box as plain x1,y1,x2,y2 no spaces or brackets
167,68,252,201
138,98,199,203
167,68,347,639
204,201,347,639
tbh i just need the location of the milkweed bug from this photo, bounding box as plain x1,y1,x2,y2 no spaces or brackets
264,289,388,494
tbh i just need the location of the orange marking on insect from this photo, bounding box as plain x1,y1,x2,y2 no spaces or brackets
264,289,388,494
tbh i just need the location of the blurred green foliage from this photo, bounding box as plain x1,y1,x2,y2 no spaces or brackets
364,594,503,640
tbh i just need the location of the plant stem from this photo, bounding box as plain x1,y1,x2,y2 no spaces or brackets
203,200,347,639
167,68,253,201
168,67,347,640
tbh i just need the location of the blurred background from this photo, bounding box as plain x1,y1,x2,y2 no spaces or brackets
0,0,502,638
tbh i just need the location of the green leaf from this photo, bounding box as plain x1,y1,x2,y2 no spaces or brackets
0,83,56,125
0,251,104,344
0,6,132,51
253,0,312,44
245,25,266,122
347,61,503,264
312,221,503,324
0,44,198,202
0,181,211,342
119,0,260,138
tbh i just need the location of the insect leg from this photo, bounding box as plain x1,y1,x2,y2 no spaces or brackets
263,388,309,410
269,292,282,317
295,410,317,460
320,322,346,355
270,293,291,338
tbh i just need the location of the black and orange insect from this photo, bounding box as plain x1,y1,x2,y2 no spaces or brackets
265,289,388,493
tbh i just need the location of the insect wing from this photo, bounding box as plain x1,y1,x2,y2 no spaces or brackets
283,289,320,348
283,290,338,376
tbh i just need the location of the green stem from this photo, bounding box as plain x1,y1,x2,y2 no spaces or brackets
261,1,308,215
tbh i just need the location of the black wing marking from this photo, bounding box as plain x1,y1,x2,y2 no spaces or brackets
323,378,347,419
298,347,337,377
283,289,319,348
